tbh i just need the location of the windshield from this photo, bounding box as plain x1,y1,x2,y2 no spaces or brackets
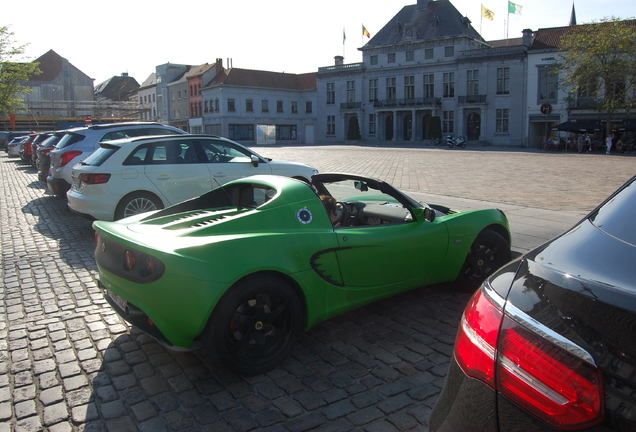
56,133,85,149
589,178,636,247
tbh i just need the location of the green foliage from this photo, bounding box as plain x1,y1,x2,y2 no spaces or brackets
428,116,442,139
557,18,636,133
0,26,41,115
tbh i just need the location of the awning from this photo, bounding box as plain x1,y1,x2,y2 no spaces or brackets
551,121,601,133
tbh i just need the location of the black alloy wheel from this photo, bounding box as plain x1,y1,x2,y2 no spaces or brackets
204,275,302,375
459,228,511,287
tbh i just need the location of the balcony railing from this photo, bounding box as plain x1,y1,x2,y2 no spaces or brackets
458,95,487,104
373,97,440,108
340,102,362,110
567,97,598,109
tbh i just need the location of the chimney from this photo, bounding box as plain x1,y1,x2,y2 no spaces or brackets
334,55,344,66
417,0,431,11
215,58,224,75
522,28,533,48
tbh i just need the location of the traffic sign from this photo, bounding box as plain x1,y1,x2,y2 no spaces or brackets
540,103,552,115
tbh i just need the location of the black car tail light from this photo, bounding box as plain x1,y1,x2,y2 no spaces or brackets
455,289,502,388
497,318,603,429
455,287,604,430
79,173,111,184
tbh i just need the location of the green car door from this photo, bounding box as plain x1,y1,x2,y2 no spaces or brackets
333,218,449,288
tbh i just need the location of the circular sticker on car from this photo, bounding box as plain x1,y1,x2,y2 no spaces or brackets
297,208,313,224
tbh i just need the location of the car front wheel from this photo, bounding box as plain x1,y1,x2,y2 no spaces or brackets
459,228,511,287
115,192,163,220
204,275,303,375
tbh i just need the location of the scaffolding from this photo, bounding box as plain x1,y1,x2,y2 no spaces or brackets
1,99,149,131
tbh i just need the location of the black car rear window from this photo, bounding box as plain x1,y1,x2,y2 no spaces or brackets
56,133,85,149
589,178,636,247
80,145,118,167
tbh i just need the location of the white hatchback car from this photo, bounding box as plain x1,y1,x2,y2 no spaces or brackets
47,122,186,197
67,134,318,221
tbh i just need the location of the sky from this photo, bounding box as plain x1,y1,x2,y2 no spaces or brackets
4,0,634,86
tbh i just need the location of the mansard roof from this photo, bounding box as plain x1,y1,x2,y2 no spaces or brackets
365,0,482,47
204,69,316,91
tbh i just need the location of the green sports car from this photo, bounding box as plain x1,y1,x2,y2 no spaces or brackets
93,173,511,375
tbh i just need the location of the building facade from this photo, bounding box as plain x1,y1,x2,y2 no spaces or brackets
316,0,529,146
137,73,158,122
198,62,317,145
187,63,218,134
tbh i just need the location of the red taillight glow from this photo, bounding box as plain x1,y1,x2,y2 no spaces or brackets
94,231,99,244
124,250,136,271
455,288,604,430
454,289,502,388
497,321,603,429
59,150,83,167
79,173,111,184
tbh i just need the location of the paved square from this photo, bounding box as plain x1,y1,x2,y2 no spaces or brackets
0,146,633,431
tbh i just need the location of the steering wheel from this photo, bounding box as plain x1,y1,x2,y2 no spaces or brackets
210,153,221,163
333,202,350,226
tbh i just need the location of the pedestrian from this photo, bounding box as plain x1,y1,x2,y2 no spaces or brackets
577,134,584,153
606,133,614,154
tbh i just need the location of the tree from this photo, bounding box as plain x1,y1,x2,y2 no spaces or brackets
557,18,636,136
0,26,41,116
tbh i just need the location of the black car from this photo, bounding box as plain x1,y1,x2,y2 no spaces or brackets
30,132,54,167
430,175,636,431
36,133,63,183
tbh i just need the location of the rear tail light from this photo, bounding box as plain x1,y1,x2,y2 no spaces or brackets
455,287,604,430
122,250,162,279
59,150,83,167
79,173,111,184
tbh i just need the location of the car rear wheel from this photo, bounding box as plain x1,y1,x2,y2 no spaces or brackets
204,275,303,375
459,228,511,287
115,192,163,220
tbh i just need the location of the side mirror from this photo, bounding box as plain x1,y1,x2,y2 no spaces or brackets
425,207,436,222
354,181,368,192
251,155,260,167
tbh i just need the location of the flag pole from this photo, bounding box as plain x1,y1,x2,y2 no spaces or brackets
506,0,510,44
480,4,483,35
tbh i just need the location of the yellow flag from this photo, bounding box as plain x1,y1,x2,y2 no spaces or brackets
481,5,495,21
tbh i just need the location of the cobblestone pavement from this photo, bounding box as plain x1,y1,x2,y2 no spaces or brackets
0,146,634,432
254,144,635,213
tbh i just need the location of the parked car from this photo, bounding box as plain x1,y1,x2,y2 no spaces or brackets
2,131,33,152
429,174,636,431
68,134,319,221
37,133,64,183
47,122,186,197
30,132,54,167
93,173,512,375
7,136,28,158
19,133,37,163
